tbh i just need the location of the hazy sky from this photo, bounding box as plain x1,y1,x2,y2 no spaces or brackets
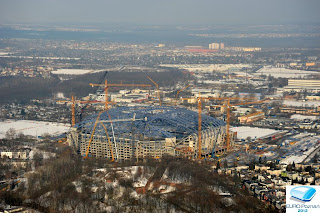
1,0,319,25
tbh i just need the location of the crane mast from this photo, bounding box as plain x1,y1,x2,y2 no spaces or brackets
182,96,260,158
147,76,162,106
57,96,101,127
90,81,152,110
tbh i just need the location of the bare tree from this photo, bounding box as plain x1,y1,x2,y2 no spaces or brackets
5,128,16,140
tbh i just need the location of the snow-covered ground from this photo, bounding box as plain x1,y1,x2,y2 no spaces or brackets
0,120,70,139
231,126,281,140
254,66,318,78
29,149,56,159
283,100,320,107
51,69,106,75
160,64,252,73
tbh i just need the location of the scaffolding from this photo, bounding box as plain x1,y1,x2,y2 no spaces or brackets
68,106,227,160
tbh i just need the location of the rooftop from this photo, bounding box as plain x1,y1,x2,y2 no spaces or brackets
76,106,225,140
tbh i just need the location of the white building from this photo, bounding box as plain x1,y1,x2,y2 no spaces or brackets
209,43,220,50
1,151,28,159
278,79,320,93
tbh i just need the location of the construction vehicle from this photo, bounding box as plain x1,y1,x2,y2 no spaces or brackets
58,137,67,143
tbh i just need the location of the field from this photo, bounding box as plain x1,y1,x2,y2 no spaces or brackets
0,120,70,139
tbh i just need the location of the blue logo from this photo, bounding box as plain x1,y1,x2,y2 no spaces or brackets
290,186,316,202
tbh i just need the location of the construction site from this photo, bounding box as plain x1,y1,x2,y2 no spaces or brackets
61,76,266,161
67,106,228,161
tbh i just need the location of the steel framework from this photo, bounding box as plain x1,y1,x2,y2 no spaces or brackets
69,106,226,160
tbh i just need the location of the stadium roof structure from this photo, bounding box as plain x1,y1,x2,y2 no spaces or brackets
76,106,225,140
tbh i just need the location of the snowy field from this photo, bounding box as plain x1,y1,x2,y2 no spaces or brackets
254,66,318,78
231,126,280,140
283,100,320,107
0,120,70,139
51,69,106,75
160,64,251,72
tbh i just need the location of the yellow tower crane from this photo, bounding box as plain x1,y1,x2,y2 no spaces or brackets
147,76,162,106
57,95,103,127
84,111,146,160
90,80,152,110
175,84,192,106
181,96,259,159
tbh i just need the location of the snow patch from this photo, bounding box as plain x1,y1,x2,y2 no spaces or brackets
283,100,320,107
133,177,148,188
29,149,56,159
51,69,107,75
0,120,70,139
231,126,280,140
254,66,318,78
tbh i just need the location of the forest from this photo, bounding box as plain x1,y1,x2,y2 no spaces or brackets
0,142,276,213
0,69,192,104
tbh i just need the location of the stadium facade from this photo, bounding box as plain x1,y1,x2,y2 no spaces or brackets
67,106,227,160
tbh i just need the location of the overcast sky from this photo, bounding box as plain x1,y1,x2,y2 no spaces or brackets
1,0,319,25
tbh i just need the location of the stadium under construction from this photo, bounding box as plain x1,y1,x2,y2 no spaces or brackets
67,106,229,161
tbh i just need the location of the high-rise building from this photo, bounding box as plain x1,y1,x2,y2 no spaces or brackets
209,43,220,49
220,43,225,50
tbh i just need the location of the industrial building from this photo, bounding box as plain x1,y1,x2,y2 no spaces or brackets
67,106,227,161
238,111,265,124
278,79,320,93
